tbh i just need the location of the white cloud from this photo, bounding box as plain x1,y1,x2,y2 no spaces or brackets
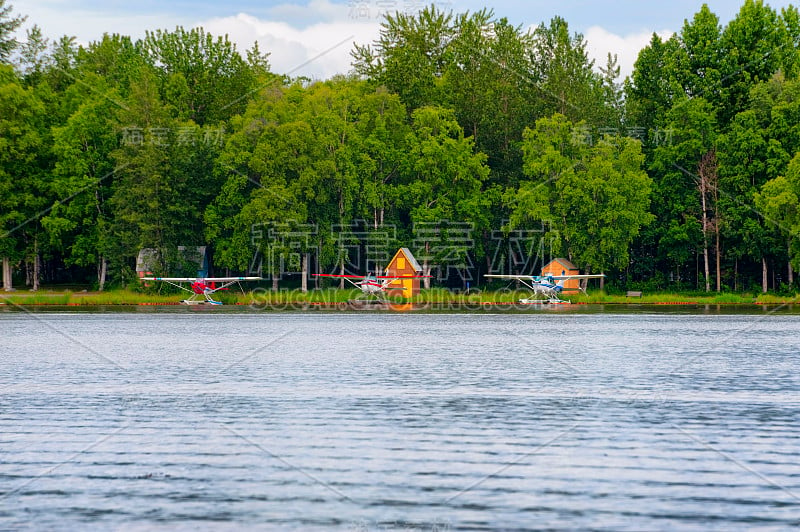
197,12,381,80
204,15,677,82
21,0,383,79
264,0,354,26
584,26,674,81
20,3,186,47
21,0,676,84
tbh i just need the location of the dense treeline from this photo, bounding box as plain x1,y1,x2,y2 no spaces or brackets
1,0,799,293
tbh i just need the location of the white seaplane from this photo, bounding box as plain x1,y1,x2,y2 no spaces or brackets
484,273,604,304
314,272,431,302
140,276,262,305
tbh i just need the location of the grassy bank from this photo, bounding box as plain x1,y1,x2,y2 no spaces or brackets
1,287,798,306
0,290,188,306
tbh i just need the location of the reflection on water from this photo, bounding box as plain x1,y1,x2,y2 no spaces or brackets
1,311,799,530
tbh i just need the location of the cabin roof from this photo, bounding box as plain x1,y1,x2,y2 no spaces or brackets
543,257,578,272
136,248,160,272
385,247,422,273
136,246,208,273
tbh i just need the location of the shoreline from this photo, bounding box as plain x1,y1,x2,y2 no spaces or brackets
1,288,798,308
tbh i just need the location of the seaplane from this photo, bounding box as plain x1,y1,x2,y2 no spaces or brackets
313,272,431,302
140,276,262,305
484,273,604,304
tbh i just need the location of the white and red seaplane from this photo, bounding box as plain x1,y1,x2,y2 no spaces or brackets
140,276,262,305
313,272,430,302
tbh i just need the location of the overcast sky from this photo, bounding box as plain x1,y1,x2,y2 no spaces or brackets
15,0,798,80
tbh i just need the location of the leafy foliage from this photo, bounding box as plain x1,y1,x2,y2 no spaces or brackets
2,1,800,294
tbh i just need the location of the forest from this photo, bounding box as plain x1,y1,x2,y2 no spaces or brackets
1,0,799,293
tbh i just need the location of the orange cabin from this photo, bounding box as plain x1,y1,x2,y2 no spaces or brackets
542,258,580,293
384,248,423,298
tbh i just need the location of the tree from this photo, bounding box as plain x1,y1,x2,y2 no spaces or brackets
0,0,25,63
209,79,320,288
17,24,49,79
0,64,46,290
444,14,537,184
626,3,723,153
649,97,718,288
206,167,306,290
719,0,783,124
673,4,723,104
698,150,721,291
400,106,490,287
353,86,409,229
43,78,123,290
625,33,680,143
755,152,800,285
746,74,800,286
352,5,454,110
210,79,408,290
750,73,800,178
511,114,653,285
142,27,261,125
717,109,773,291
530,16,603,125
780,6,800,78
74,34,141,100
109,67,204,281
599,53,624,131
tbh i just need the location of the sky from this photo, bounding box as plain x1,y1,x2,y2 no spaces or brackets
14,0,799,80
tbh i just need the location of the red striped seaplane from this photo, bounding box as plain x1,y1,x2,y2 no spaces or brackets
140,276,262,305
313,272,431,302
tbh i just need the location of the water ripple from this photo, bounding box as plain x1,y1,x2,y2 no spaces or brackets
1,312,799,529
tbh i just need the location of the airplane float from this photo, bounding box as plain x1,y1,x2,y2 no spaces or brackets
140,276,262,305
314,272,431,302
484,273,604,304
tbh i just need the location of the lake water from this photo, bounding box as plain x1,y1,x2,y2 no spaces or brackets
1,307,799,530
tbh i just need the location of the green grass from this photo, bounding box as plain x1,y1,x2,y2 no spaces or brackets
755,293,800,304
80,290,183,305
0,289,187,306
0,291,73,305
1,287,797,307
580,291,763,304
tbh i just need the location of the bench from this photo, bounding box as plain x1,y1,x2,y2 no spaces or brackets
626,291,643,298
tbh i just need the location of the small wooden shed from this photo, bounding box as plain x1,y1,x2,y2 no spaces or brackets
542,258,580,292
136,246,209,279
384,247,423,298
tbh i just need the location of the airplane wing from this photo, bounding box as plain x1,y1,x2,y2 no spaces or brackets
546,274,605,280
198,277,262,281
141,277,262,281
141,277,197,281
313,274,370,279
484,274,539,280
376,275,432,279
484,274,604,280
314,274,432,279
